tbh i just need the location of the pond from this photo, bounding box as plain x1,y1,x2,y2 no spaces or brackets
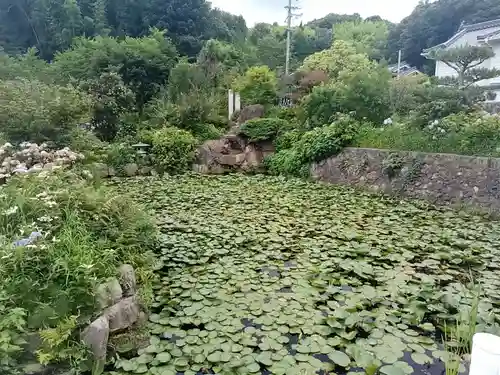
110,174,500,375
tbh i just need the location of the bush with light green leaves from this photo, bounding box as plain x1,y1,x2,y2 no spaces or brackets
150,127,198,174
266,115,362,176
239,118,292,142
0,79,91,145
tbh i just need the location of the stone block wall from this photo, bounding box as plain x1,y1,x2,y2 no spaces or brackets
310,148,500,211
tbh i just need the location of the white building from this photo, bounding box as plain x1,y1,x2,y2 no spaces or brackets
422,18,500,102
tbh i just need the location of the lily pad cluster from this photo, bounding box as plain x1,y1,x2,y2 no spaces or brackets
109,174,500,375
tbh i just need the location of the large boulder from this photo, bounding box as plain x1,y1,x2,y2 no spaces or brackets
81,316,109,364
218,153,246,167
123,163,139,177
237,104,265,125
118,264,137,297
96,278,123,310
104,296,141,333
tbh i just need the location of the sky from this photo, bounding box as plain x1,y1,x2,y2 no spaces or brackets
210,0,421,26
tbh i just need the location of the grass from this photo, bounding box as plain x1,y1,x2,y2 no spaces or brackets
442,277,481,375
0,170,157,373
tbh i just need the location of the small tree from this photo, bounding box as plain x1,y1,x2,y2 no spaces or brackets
233,66,278,106
427,45,500,88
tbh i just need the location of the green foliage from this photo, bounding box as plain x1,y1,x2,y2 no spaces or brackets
239,118,291,142
389,74,430,115
409,85,473,128
301,40,372,82
274,129,304,152
233,66,278,106
0,0,245,59
302,66,391,127
68,128,107,161
197,39,249,84
146,90,226,136
36,315,84,367
334,20,389,60
0,171,156,371
104,142,137,173
84,72,135,141
354,112,500,157
0,79,91,145
266,116,360,176
190,123,224,142
52,30,178,109
150,127,198,173
425,45,500,88
0,299,27,374
167,60,208,103
0,49,51,82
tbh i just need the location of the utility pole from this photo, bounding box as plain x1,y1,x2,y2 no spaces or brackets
285,0,301,76
397,49,402,79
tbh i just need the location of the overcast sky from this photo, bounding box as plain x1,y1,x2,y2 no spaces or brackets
210,0,421,26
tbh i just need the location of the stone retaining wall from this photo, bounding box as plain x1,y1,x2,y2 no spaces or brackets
311,148,500,211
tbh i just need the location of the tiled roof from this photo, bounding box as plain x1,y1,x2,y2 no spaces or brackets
422,18,500,54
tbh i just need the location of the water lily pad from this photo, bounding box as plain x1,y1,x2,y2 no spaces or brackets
246,362,261,373
328,350,351,367
411,352,432,365
256,351,273,366
155,352,171,363
380,364,405,375
207,351,222,362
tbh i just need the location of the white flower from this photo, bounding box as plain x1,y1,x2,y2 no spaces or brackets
4,206,18,215
432,120,439,126
440,128,445,133
432,135,437,140
383,118,393,125
37,216,53,223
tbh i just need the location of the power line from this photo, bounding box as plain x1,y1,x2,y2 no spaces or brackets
285,0,301,76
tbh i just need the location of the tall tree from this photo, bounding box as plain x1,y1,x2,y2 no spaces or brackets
334,20,389,61
305,13,362,29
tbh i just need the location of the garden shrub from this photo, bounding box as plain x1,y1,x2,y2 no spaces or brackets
0,79,91,145
83,72,135,142
0,171,156,372
239,118,290,142
104,142,137,175
190,123,224,142
266,116,361,176
233,65,278,106
167,59,209,103
68,128,107,162
266,106,302,126
389,74,429,115
150,127,198,174
409,85,471,128
146,90,225,133
300,40,372,82
301,67,391,128
274,129,304,152
354,112,500,157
